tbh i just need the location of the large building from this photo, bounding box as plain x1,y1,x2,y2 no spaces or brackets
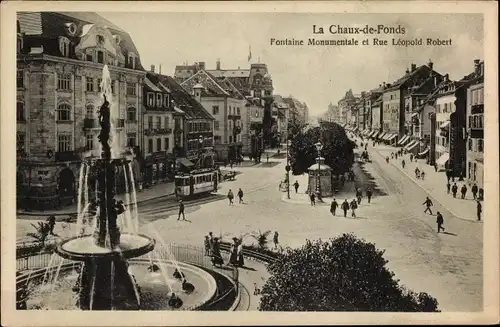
466,60,485,187
16,12,145,209
337,89,356,126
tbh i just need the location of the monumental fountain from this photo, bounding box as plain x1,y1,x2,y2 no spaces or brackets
17,66,226,311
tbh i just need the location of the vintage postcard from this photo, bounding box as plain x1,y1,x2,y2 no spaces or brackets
1,1,498,326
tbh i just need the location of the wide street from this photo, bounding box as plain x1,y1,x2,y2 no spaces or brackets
17,146,483,311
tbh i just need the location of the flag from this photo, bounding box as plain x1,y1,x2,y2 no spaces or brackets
248,45,252,62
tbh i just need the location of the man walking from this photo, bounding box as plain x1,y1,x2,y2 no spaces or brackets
446,181,451,194
310,192,316,206
227,189,234,205
436,211,445,233
356,188,363,204
330,199,338,216
460,184,468,199
471,183,478,200
177,200,186,221
47,215,56,235
273,231,279,249
476,200,482,221
366,188,373,203
423,196,433,215
402,159,406,169
350,199,358,218
451,183,458,198
293,180,299,193
237,188,244,204
341,199,349,217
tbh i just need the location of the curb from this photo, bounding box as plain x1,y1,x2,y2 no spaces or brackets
371,146,478,223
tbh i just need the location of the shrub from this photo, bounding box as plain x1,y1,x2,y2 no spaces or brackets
258,233,439,312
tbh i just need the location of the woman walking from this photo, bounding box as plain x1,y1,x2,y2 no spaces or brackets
227,189,234,205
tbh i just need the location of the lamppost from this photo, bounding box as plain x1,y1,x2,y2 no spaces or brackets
314,141,324,202
285,136,291,199
198,135,204,168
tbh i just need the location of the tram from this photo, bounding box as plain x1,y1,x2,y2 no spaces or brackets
174,168,218,197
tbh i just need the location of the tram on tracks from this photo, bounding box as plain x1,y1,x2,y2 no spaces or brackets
174,168,218,197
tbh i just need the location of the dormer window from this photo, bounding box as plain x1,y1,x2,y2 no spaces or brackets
147,92,154,106
128,53,136,69
156,93,163,107
97,51,104,64
65,22,77,36
86,51,93,62
164,94,170,108
59,37,71,57
96,35,105,45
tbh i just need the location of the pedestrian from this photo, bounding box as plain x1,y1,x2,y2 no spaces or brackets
415,167,420,179
293,180,299,193
434,163,438,172
436,211,445,233
227,189,234,205
421,170,425,180
471,183,478,200
476,200,482,221
273,231,279,249
237,239,244,267
366,188,373,203
391,152,394,159
47,215,56,235
330,199,338,216
402,159,405,169
446,181,451,194
229,237,239,266
230,161,233,169
204,236,210,256
410,154,413,162
478,188,484,201
395,153,398,159
341,199,349,217
208,232,214,256
310,192,316,206
237,188,244,204
211,237,224,267
266,153,269,163
423,196,433,215
460,184,467,199
350,199,358,218
356,188,363,204
451,183,458,198
386,156,389,164
177,200,186,221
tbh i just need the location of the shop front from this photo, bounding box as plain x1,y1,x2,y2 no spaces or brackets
144,151,172,188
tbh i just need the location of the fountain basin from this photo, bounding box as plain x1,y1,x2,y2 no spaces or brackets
56,233,155,261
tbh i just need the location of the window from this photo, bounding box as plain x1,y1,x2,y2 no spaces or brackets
148,139,153,153
147,93,154,106
86,51,93,62
164,116,169,129
157,93,162,107
468,139,473,151
164,94,170,108
164,137,169,150
97,78,102,92
59,37,70,57
16,132,25,153
97,51,104,64
156,138,162,152
237,107,240,115
111,80,116,94
127,133,136,147
96,35,105,45
57,133,72,152
58,73,71,90
156,117,162,129
17,70,23,88
127,107,136,121
85,134,94,150
214,121,220,130
444,103,448,112
472,90,477,105
229,135,233,143
212,105,219,115
148,116,153,129
86,104,94,118
126,82,136,96
86,77,94,92
214,135,221,144
17,102,25,121
57,103,71,121
128,54,136,69
478,139,483,152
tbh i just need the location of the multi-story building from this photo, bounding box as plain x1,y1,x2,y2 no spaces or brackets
382,61,442,146
16,12,145,209
337,89,356,126
371,93,383,135
180,69,245,163
155,74,216,168
466,60,484,187
283,97,308,127
272,95,290,146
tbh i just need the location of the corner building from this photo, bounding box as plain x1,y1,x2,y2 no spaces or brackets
16,12,145,210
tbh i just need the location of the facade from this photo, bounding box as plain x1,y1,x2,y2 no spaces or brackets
371,95,383,132
16,12,145,209
181,69,245,162
466,60,485,187
272,95,290,146
337,89,356,125
155,74,215,168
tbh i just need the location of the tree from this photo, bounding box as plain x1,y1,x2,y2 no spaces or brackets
259,234,440,312
289,121,355,176
26,221,51,248
251,229,272,249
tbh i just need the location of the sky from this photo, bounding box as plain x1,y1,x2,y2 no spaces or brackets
99,12,483,117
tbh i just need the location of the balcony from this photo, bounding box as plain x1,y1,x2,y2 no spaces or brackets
144,128,173,136
55,151,79,162
469,129,484,139
470,104,484,115
228,114,241,120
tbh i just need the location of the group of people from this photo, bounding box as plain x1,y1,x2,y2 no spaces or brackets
203,232,245,268
328,188,374,218
422,197,446,232
446,181,483,221
226,188,244,205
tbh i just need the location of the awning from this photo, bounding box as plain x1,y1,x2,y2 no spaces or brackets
439,120,450,129
352,126,359,132
176,157,194,168
418,148,429,156
368,130,377,137
383,133,392,140
436,152,450,166
406,141,419,151
378,132,387,139
398,135,409,145
388,134,398,141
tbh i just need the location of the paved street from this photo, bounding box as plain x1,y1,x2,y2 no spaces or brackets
17,147,482,311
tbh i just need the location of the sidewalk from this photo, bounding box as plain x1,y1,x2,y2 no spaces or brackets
16,182,176,218
372,144,480,222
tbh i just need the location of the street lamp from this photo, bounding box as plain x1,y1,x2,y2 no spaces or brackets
314,141,324,202
198,135,204,168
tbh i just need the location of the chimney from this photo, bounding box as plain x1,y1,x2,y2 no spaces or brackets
216,58,221,70
199,62,205,70
383,82,386,88
150,64,155,73
428,59,434,70
406,68,410,74
474,59,481,75
444,73,449,81
411,63,417,72
159,64,162,75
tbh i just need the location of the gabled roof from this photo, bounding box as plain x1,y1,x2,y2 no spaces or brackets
221,77,247,101
385,65,442,92
181,70,230,97
207,69,251,78
144,77,161,92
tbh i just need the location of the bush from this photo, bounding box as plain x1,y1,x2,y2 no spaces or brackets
258,233,439,312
